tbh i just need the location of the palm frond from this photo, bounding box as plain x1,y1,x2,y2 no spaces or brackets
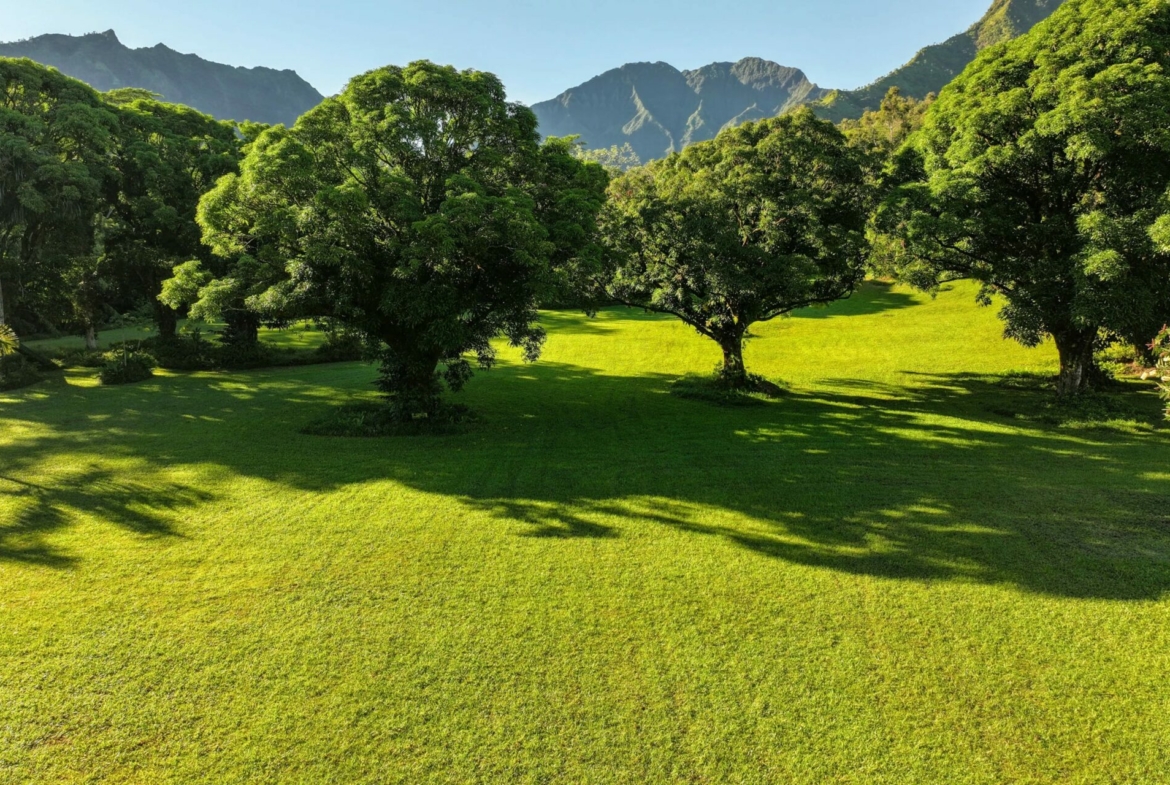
0,324,19,357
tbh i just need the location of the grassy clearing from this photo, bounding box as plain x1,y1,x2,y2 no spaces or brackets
2,282,1168,784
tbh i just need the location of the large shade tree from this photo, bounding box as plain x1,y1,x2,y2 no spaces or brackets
177,61,606,416
876,0,1170,396
0,59,116,336
599,108,871,387
102,92,240,338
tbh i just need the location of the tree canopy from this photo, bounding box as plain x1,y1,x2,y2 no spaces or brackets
877,0,1170,395
0,58,116,333
840,87,933,160
176,60,608,416
102,96,240,337
600,108,871,386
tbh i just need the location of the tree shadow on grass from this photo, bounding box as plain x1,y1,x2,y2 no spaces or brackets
2,361,1168,599
789,280,919,319
392,364,1170,600
0,468,199,567
538,307,675,336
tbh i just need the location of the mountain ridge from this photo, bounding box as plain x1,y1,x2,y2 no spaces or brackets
0,29,323,126
532,0,1067,157
816,0,1066,120
532,57,829,163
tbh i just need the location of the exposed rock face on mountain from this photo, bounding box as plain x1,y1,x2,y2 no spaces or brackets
816,0,1067,120
0,30,323,126
533,0,1067,158
531,57,829,163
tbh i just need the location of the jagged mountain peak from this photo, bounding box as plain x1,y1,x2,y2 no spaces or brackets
532,56,827,163
0,30,323,126
534,0,1068,158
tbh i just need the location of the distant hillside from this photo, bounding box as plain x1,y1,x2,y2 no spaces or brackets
533,0,1067,157
816,0,1066,121
0,30,323,126
531,58,829,164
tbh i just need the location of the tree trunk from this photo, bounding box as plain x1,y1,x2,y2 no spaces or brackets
84,324,98,351
223,311,260,346
155,302,178,340
377,343,443,419
0,275,7,327
719,336,748,387
1054,328,1097,397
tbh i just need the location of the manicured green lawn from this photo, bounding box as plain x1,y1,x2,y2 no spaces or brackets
2,282,1168,783
25,320,328,353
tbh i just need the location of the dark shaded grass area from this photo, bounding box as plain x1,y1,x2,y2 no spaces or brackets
4,360,1167,601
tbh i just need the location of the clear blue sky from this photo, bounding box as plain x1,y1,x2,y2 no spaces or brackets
8,0,992,105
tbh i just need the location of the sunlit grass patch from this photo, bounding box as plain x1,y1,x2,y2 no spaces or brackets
1,281,1168,783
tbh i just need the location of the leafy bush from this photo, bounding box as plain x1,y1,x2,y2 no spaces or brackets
312,332,365,364
1146,327,1170,420
146,331,216,371
214,339,274,370
0,354,43,391
53,347,107,368
0,324,18,357
99,347,156,385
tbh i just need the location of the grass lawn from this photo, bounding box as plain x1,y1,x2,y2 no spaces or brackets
2,281,1168,783
25,320,329,354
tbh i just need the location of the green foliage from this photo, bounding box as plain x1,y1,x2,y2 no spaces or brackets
185,61,606,420
574,142,641,172
100,96,240,336
97,344,155,385
1147,326,1170,419
878,0,1170,397
0,30,323,126
600,108,871,385
816,0,1067,122
52,347,106,368
212,338,274,370
312,331,365,364
840,87,933,160
0,58,118,333
145,331,216,371
102,87,161,105
0,323,17,356
0,353,41,390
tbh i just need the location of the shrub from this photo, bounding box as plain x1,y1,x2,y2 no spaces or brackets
313,332,365,364
99,347,156,385
0,324,18,357
53,347,107,368
214,339,274,370
146,331,216,371
0,354,43,391
1146,327,1170,420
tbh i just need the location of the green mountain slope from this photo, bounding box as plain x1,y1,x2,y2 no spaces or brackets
533,0,1067,154
531,58,829,163
816,0,1066,121
0,30,323,126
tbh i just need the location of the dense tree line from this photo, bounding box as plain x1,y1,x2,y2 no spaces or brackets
2,0,1169,413
0,59,241,349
